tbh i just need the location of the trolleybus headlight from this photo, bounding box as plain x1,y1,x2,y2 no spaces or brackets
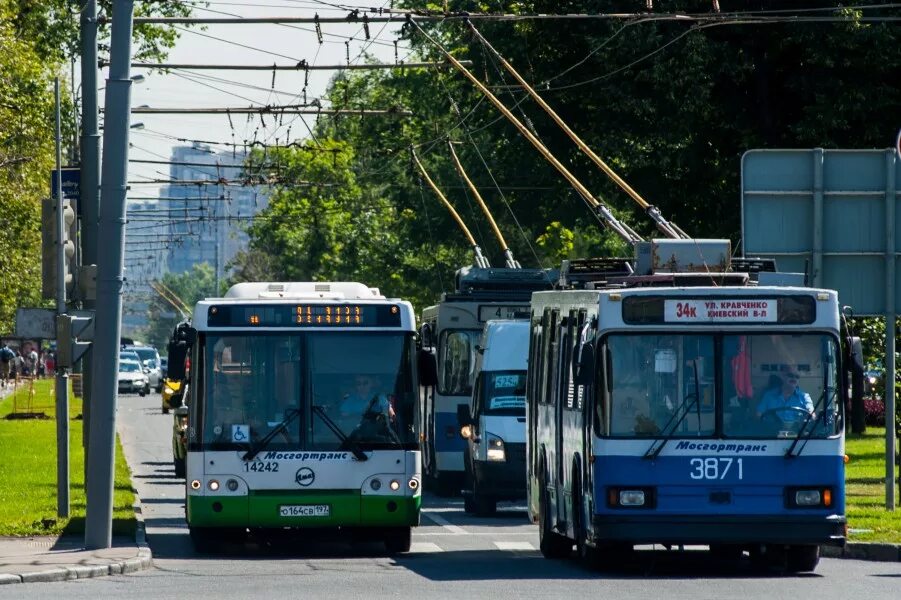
795,490,821,506
619,490,646,507
460,424,473,439
190,479,201,490
208,479,220,492
226,479,239,492
389,480,401,491
486,433,506,462
370,478,382,491
408,478,419,491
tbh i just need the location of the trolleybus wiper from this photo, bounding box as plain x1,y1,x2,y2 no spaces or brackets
311,405,369,461
785,388,833,459
644,360,701,460
242,408,301,462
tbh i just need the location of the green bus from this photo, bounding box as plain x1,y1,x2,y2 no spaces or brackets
183,282,421,553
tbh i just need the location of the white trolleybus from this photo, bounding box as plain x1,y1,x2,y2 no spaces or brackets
183,282,421,553
419,266,554,495
527,240,858,573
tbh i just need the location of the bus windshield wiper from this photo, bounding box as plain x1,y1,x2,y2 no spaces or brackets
785,388,832,458
243,408,301,462
312,406,368,461
644,360,700,460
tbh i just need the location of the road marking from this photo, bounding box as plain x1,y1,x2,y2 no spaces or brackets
421,511,467,535
409,542,443,553
494,541,535,551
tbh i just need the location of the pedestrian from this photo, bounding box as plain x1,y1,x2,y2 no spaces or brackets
45,352,56,374
0,343,13,388
27,347,38,379
13,351,25,381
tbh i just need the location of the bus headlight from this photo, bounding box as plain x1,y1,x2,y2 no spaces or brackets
795,490,821,506
208,479,220,491
408,478,419,491
606,487,655,509
370,478,382,491
226,479,239,492
389,480,400,491
788,487,831,507
486,433,505,462
619,490,645,506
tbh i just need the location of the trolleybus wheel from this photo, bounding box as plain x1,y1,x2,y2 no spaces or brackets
472,492,496,517
709,544,744,561
538,468,571,559
786,544,820,572
189,527,217,553
384,527,412,554
463,495,476,514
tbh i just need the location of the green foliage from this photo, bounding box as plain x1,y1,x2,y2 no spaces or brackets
144,263,224,350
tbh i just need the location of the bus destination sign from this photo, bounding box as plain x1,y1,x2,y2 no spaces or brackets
664,299,777,323
207,304,402,328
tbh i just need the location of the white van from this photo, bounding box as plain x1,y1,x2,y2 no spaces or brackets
457,320,529,515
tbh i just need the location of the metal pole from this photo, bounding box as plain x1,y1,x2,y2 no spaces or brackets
887,149,898,511
85,0,135,549
812,148,824,288
80,0,100,475
54,79,70,518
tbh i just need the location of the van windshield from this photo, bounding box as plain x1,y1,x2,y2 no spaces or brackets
482,371,526,416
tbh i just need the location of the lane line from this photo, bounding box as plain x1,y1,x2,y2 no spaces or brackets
409,542,443,553
494,541,535,551
421,511,467,535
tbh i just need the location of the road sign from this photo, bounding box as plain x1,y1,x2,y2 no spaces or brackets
15,308,57,339
51,167,81,215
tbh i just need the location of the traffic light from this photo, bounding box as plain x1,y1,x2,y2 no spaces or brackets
41,198,77,300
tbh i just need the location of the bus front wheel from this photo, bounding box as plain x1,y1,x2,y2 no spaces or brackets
384,527,412,554
786,544,820,572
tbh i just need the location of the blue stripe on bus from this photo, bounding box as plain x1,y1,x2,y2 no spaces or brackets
592,455,844,516
434,411,466,453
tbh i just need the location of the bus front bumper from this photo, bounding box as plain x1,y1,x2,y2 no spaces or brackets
187,492,421,529
590,514,847,547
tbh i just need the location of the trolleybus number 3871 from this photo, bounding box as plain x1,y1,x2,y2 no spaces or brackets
689,457,743,480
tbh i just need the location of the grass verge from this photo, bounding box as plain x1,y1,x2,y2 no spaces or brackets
846,427,901,543
0,379,136,537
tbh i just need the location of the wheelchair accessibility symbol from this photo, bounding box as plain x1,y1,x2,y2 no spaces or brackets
231,424,250,442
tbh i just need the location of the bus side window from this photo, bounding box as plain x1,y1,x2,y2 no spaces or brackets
545,310,560,405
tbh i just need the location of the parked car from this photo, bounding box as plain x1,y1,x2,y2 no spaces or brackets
123,345,163,392
173,404,189,478
118,359,149,396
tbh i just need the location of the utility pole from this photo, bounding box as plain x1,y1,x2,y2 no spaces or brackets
80,0,100,481
54,78,70,518
85,0,135,550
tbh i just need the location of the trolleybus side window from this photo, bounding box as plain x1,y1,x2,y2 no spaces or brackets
439,330,479,396
545,310,560,406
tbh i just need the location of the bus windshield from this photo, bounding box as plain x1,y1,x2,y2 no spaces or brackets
199,332,418,450
480,371,527,416
603,333,841,439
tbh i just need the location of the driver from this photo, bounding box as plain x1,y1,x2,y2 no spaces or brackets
340,374,395,424
756,370,814,422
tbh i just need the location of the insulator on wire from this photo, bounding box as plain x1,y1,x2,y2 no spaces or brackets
271,64,276,89
314,14,323,44
363,15,370,40
394,40,399,64
345,40,350,64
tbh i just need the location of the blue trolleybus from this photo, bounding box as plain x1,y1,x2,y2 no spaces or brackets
419,266,554,495
527,241,857,572
183,282,421,553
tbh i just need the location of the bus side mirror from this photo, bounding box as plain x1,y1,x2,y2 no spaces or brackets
574,344,596,386
848,336,865,434
418,349,438,387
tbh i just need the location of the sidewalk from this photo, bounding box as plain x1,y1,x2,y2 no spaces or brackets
0,533,152,584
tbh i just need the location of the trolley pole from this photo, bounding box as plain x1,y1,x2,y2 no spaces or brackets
54,78,70,518
85,0,135,549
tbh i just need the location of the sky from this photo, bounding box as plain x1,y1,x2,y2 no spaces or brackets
88,1,414,201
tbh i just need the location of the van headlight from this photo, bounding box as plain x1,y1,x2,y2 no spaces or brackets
486,433,506,462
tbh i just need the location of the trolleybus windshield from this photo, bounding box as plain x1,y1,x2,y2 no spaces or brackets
199,331,417,451
603,333,841,440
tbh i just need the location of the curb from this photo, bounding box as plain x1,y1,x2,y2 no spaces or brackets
0,500,153,585
822,542,901,562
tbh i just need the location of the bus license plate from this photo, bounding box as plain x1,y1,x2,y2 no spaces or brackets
279,504,330,517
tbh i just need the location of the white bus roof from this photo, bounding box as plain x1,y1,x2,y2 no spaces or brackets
221,282,384,301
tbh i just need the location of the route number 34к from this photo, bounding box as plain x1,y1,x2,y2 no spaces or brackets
689,457,743,480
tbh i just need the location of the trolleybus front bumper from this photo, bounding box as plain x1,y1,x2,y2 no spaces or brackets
591,514,846,547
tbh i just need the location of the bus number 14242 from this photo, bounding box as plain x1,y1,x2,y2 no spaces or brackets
689,457,743,480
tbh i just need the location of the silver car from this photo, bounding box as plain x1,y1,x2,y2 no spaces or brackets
123,346,163,392
118,359,149,396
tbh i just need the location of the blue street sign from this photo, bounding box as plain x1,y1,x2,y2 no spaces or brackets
51,167,81,215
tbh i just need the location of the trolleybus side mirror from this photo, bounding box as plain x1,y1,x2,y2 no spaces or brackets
574,344,596,386
847,336,866,434
418,349,438,387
